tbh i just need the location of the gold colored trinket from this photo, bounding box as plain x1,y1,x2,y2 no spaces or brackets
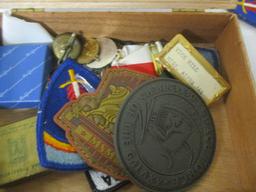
157,34,231,105
149,42,164,76
87,38,117,69
53,33,82,61
77,38,100,64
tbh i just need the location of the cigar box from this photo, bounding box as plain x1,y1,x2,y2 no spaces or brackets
0,0,255,191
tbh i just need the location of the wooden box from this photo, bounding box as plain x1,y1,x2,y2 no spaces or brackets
0,0,255,191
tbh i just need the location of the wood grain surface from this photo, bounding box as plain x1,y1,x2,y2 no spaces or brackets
12,12,232,43
0,0,236,9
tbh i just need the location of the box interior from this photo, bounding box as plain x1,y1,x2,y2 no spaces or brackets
1,12,256,192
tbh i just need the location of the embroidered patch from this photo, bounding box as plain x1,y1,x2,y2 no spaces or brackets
233,0,256,27
54,69,154,178
37,59,100,170
44,132,76,153
85,170,129,192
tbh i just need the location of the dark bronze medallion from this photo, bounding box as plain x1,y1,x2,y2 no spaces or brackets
115,78,216,191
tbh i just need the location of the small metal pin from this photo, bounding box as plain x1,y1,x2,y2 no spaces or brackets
57,33,77,65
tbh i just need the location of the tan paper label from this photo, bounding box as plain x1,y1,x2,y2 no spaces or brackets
164,43,224,102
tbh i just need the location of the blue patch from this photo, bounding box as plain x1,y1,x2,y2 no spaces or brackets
37,59,100,170
232,1,256,27
45,144,85,164
197,47,219,70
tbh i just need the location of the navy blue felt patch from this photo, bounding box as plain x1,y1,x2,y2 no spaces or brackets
197,47,220,71
37,59,100,170
232,1,256,27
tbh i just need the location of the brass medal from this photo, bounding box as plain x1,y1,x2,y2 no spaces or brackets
86,38,117,69
77,38,100,64
52,33,82,60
